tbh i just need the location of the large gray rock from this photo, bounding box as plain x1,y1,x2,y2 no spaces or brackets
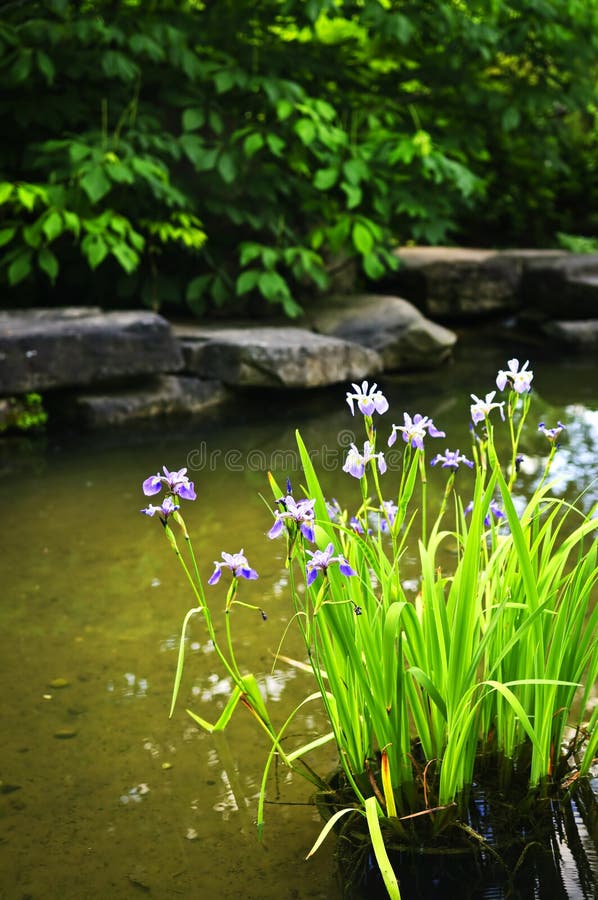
0,308,184,394
390,247,569,319
174,324,382,387
542,319,598,347
310,294,456,370
69,375,227,428
519,255,598,320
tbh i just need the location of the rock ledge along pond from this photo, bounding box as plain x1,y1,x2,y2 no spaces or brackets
0,334,597,899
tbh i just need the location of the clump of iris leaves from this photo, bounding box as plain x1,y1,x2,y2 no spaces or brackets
141,359,597,900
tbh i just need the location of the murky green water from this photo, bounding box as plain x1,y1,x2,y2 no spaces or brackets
0,332,596,899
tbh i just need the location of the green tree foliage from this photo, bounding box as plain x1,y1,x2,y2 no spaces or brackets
1,0,597,316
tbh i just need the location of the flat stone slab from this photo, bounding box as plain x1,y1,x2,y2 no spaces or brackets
542,319,598,347
310,294,456,370
390,247,570,319
0,309,184,394
70,376,227,427
174,325,382,387
520,257,598,319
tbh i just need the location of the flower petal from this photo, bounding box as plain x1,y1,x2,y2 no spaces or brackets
300,522,316,543
267,518,284,539
339,560,357,578
306,568,318,587
208,567,222,585
496,371,508,391
142,474,162,496
177,482,197,501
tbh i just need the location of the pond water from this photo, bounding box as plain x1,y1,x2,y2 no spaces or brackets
0,331,597,900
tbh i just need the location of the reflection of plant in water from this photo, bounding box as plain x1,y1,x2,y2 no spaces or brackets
142,360,598,900
0,392,47,432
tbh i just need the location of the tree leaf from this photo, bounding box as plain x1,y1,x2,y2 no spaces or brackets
101,50,139,82
82,234,109,269
211,274,229,306
352,221,374,255
236,269,260,295
266,133,285,156
214,69,236,93
243,133,264,159
258,270,288,303
68,142,92,164
62,211,81,237
42,211,63,242
342,182,362,209
105,161,135,184
186,274,212,302
38,247,59,282
80,167,112,204
10,51,32,83
343,158,368,186
111,242,139,274
23,222,43,248
363,253,386,280
0,227,16,248
217,152,237,184
36,50,55,84
276,99,294,121
16,186,36,212
502,106,521,132
239,242,262,265
314,167,338,190
192,147,218,172
208,110,224,135
180,134,205,165
8,250,32,286
182,108,205,131
294,118,316,145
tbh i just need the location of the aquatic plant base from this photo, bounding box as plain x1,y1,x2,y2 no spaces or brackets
316,762,598,899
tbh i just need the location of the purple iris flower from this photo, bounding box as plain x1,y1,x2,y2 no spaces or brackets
142,466,196,501
375,500,399,533
496,359,533,394
430,449,474,470
305,542,357,587
326,498,343,523
350,516,365,534
470,392,505,425
465,499,506,528
208,550,259,585
268,495,316,542
538,421,566,444
388,413,445,450
141,496,180,521
346,381,389,417
343,441,387,478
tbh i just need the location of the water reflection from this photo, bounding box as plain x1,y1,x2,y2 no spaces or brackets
106,672,149,698
547,405,598,510
119,783,150,805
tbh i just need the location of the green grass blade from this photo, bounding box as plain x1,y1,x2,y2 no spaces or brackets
365,795,402,900
169,606,201,718
484,680,543,759
286,732,336,762
185,685,242,733
408,666,448,721
305,807,359,859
